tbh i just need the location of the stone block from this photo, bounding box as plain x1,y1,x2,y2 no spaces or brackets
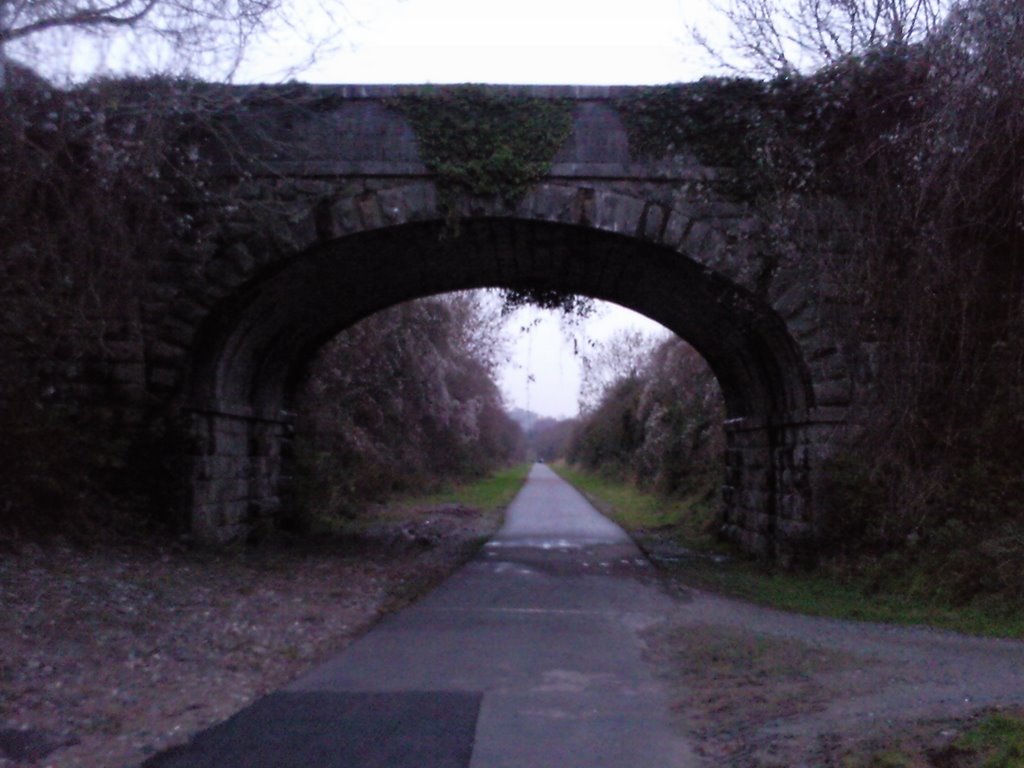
594,191,646,235
815,380,852,406
192,476,252,506
145,282,181,303
109,362,146,392
205,257,247,289
212,431,249,457
773,283,811,318
575,187,597,225
194,456,250,480
750,512,774,534
776,517,810,539
641,204,666,241
168,297,212,326
221,242,256,277
376,186,412,226
746,531,771,559
384,182,433,223
661,209,691,249
721,523,741,543
102,340,144,363
161,316,198,347
324,196,360,237
810,355,851,382
220,500,250,526
356,192,385,230
520,184,579,223
681,219,712,256
191,505,221,542
790,494,809,521
282,208,320,251
147,365,181,391
786,307,823,339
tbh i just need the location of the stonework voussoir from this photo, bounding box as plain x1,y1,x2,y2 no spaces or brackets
593,191,646,236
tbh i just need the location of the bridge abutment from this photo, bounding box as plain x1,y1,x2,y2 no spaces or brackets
723,408,848,563
185,407,290,542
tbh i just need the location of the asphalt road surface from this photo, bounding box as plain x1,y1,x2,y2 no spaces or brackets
145,464,697,767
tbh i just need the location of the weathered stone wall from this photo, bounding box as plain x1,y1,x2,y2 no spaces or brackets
185,409,291,542
722,408,847,563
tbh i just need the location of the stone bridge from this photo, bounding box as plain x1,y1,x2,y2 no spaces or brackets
135,84,851,561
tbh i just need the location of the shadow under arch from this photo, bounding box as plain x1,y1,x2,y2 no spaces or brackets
181,217,818,560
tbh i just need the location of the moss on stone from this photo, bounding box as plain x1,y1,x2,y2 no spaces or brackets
388,86,573,226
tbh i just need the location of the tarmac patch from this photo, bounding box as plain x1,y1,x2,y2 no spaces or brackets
143,690,482,768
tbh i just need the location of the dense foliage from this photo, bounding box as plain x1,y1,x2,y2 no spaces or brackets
766,1,1024,602
289,293,524,527
389,86,573,228
568,337,725,501
0,73,218,537
615,0,1024,603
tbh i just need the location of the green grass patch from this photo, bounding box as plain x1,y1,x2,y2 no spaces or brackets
955,713,1024,767
554,463,1024,640
866,751,914,768
552,462,724,552
677,558,1024,638
296,463,530,536
393,463,531,513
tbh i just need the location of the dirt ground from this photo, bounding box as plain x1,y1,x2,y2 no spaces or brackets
642,567,1024,767
0,504,499,768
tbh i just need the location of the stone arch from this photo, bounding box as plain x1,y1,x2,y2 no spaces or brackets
167,182,845,560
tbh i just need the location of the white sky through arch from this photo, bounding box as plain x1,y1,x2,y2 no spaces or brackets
498,302,668,420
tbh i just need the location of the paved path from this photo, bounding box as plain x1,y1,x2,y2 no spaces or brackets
146,464,696,767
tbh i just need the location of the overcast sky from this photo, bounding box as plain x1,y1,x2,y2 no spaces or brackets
237,0,723,86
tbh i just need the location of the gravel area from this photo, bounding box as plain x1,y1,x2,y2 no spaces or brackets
0,505,499,768
643,580,1024,766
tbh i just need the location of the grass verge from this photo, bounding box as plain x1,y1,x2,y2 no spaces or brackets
953,712,1024,766
391,462,531,513
553,463,1024,640
842,709,1024,767
553,462,724,551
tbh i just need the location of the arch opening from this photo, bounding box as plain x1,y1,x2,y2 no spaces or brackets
179,217,819,560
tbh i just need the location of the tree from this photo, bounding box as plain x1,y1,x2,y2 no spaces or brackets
290,292,524,525
569,337,724,495
578,328,662,412
695,0,950,75
0,0,349,83
690,0,1024,598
